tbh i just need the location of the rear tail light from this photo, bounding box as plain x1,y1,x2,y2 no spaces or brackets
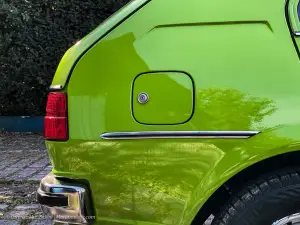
44,92,68,140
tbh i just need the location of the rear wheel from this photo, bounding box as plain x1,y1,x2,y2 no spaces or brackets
211,168,300,225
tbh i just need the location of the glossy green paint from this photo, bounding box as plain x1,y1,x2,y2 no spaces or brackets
51,0,151,88
47,0,300,225
133,72,194,125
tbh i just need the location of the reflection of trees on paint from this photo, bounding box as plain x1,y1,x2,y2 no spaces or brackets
196,87,277,130
52,87,284,224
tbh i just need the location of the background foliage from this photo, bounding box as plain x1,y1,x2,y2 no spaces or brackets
0,0,129,115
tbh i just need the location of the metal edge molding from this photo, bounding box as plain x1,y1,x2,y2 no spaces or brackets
100,131,260,140
294,32,300,36
49,85,63,90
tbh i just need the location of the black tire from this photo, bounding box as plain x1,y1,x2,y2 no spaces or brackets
212,168,300,225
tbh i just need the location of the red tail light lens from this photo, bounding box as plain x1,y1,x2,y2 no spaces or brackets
44,92,68,140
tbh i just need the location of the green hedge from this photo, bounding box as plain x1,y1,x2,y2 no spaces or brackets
0,0,129,116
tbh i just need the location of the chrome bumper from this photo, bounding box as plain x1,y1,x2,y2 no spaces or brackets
37,174,92,224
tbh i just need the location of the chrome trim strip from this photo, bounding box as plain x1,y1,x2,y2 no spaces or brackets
294,32,300,36
100,131,259,140
49,85,63,90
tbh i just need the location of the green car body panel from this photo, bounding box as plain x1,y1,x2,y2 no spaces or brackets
46,0,300,224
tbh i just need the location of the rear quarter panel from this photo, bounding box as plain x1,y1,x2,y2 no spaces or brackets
48,0,300,225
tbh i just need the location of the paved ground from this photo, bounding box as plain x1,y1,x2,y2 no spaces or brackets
0,133,52,225
0,133,51,182
0,133,213,225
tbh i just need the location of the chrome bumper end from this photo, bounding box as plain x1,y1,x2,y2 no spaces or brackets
37,174,93,224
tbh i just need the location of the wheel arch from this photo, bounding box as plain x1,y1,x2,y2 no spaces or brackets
191,149,300,225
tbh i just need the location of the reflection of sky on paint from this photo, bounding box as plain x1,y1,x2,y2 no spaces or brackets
104,15,300,132
69,95,106,140
167,73,192,90
262,96,300,127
